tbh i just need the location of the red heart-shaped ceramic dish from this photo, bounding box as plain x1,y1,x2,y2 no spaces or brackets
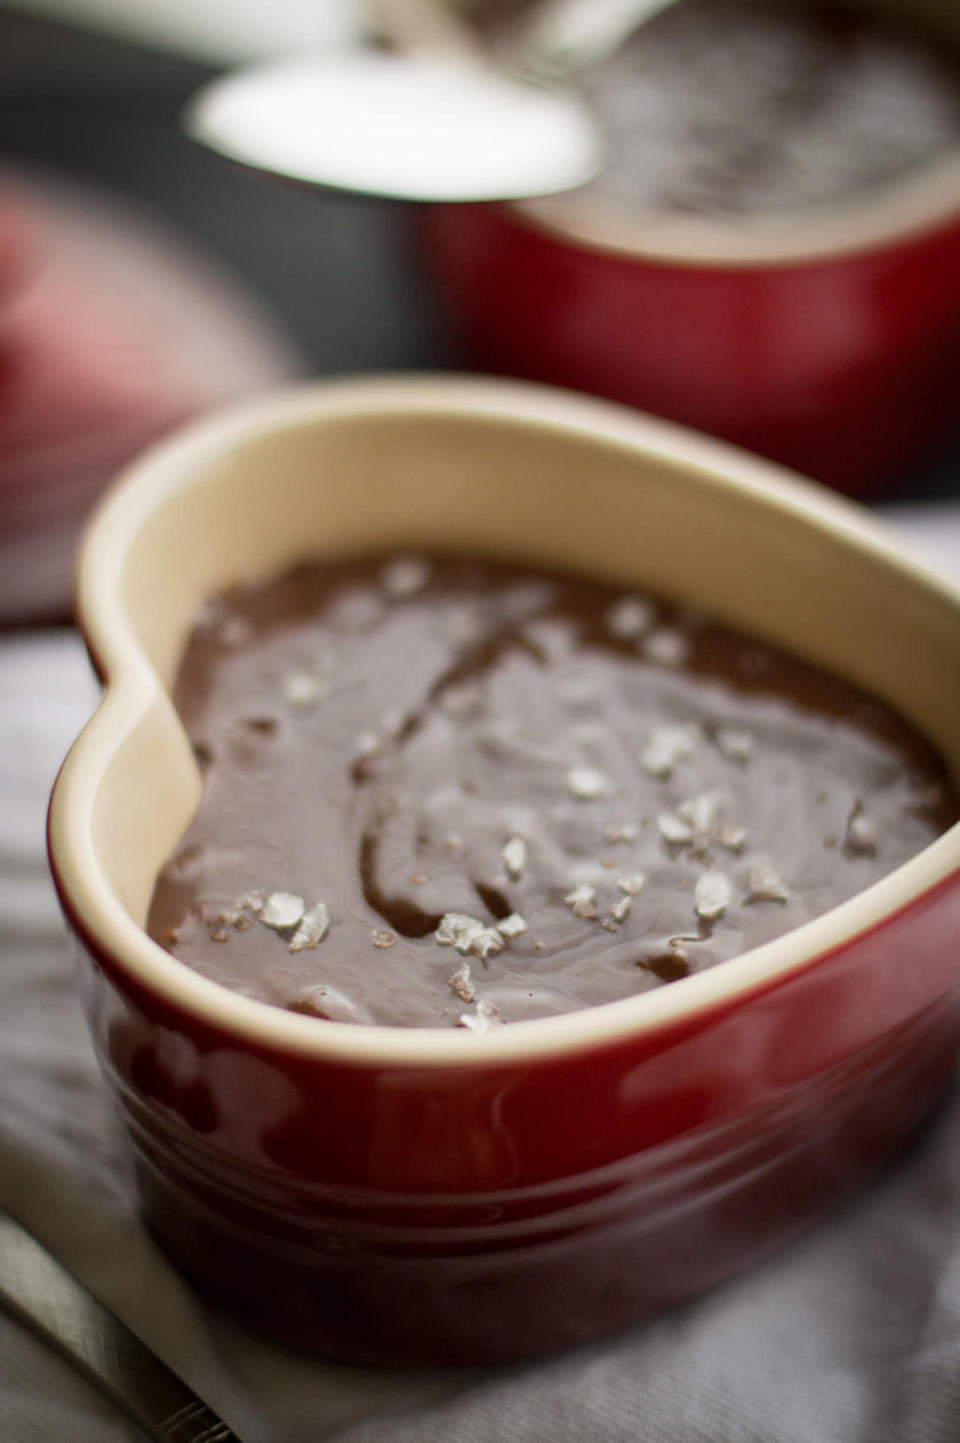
48,376,960,1364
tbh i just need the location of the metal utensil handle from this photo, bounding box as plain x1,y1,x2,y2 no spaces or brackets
369,0,485,59
521,0,678,76
0,1210,240,1441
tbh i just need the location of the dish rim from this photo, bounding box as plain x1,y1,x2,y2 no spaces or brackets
506,147,960,268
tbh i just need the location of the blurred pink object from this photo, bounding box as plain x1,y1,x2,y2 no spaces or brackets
0,171,301,624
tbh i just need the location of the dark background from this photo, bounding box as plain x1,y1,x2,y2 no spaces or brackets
0,6,447,375
0,3,957,505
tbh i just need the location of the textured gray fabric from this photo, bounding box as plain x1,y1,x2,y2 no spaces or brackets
2,505,960,1442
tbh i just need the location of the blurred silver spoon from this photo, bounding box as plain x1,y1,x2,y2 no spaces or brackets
185,0,675,203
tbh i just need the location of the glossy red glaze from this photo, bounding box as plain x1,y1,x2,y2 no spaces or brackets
52,858,960,1364
421,202,960,495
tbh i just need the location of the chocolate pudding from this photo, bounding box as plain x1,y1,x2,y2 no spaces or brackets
501,0,960,218
146,554,958,1028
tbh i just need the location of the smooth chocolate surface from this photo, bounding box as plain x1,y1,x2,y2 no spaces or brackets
513,0,960,217
147,555,958,1028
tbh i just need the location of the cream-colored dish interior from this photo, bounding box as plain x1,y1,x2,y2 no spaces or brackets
50,376,960,1062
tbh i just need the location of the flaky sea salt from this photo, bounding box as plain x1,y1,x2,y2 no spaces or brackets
354,730,381,758
259,891,305,930
472,928,507,961
657,811,695,846
847,811,878,855
616,871,646,896
496,912,528,939
566,765,611,800
640,724,699,779
748,864,790,903
436,913,505,960
606,595,655,640
381,555,432,599
282,671,326,709
288,902,330,951
225,909,254,932
610,896,632,924
447,963,475,1003
502,835,528,881
643,628,690,668
458,1010,490,1032
436,912,486,954
678,792,722,836
458,998,502,1032
565,883,598,919
694,871,732,921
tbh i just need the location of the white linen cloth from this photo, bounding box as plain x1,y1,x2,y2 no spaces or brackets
3,503,960,1443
